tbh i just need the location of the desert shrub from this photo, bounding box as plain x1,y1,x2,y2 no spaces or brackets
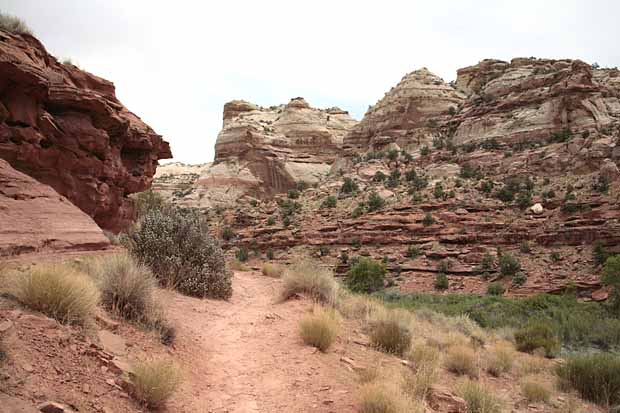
519,241,531,253
387,148,399,161
280,260,338,304
221,226,234,241
593,242,609,266
236,247,249,262
346,257,385,294
514,322,560,357
480,252,495,271
486,282,505,296
267,216,276,226
287,189,300,199
445,345,478,378
359,382,421,413
128,208,232,299
7,264,98,325
369,312,412,355
322,195,337,209
229,260,249,271
550,251,561,262
266,248,275,260
434,273,449,291
135,189,166,218
422,212,435,226
406,245,421,259
556,352,620,406
549,129,572,143
603,255,620,310
262,263,283,278
499,253,520,277
520,377,550,403
340,177,359,194
512,272,527,286
486,343,514,377
298,307,339,352
373,171,387,182
407,343,441,375
367,192,385,212
132,359,182,409
420,146,430,156
459,379,502,413
402,362,439,399
318,245,329,257
0,13,32,35
386,170,401,188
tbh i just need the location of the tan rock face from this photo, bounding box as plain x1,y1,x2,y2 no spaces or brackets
454,58,620,146
155,98,357,208
343,68,465,154
0,159,109,255
0,30,171,232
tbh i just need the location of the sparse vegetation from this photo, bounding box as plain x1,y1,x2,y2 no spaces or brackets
422,212,435,226
298,307,339,352
340,177,359,194
135,189,167,218
287,189,300,199
280,260,339,304
322,195,337,209
132,359,182,409
499,253,520,277
434,273,449,290
367,192,385,212
485,342,514,377
602,255,620,310
6,264,98,325
262,263,284,278
359,381,420,413
486,282,505,296
406,245,421,259
128,208,232,299
0,12,32,35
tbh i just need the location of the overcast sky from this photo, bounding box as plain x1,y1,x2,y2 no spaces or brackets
2,1,619,164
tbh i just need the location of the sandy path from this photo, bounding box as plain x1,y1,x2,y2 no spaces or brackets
164,271,358,413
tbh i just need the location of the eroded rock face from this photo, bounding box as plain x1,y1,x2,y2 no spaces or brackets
0,30,171,231
0,159,109,255
155,98,356,208
454,58,620,146
343,68,465,154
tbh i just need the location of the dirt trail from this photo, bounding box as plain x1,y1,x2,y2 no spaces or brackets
164,271,358,413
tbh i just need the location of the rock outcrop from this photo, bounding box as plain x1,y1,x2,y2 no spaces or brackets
0,29,171,231
155,98,356,208
343,68,464,154
0,159,109,255
454,58,620,149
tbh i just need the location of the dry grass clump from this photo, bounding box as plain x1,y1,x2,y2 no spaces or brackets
459,379,503,413
229,259,250,272
402,350,440,400
520,376,551,403
485,342,514,377
337,292,383,321
359,381,423,413
445,345,479,378
280,259,339,304
0,13,32,35
407,342,441,371
369,310,412,356
132,359,182,409
80,254,175,344
358,365,381,384
6,264,98,325
518,353,549,376
298,307,339,352
262,262,284,278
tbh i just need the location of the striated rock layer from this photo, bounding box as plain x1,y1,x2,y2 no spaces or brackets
0,29,171,231
0,159,110,255
155,98,356,208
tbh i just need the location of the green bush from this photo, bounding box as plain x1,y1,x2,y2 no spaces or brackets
519,241,531,254
406,245,421,259
346,257,386,293
0,13,32,35
221,226,234,241
480,253,495,271
556,352,620,406
128,208,232,299
499,253,520,277
340,177,359,194
434,273,449,290
322,195,337,209
420,146,430,156
486,282,505,296
603,255,620,310
422,212,435,226
135,189,167,218
287,189,300,199
512,273,527,286
236,247,249,262
373,171,386,182
267,216,275,226
266,249,275,260
367,192,385,212
593,242,609,266
514,322,560,357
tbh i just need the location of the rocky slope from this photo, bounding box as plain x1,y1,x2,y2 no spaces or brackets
0,159,110,256
0,29,171,232
154,98,356,208
216,59,620,298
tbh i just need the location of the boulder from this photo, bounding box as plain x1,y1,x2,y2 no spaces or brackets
530,203,544,215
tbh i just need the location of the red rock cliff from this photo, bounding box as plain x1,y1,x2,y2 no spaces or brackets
0,29,171,232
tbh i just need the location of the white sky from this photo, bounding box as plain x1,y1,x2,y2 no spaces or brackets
2,0,619,164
